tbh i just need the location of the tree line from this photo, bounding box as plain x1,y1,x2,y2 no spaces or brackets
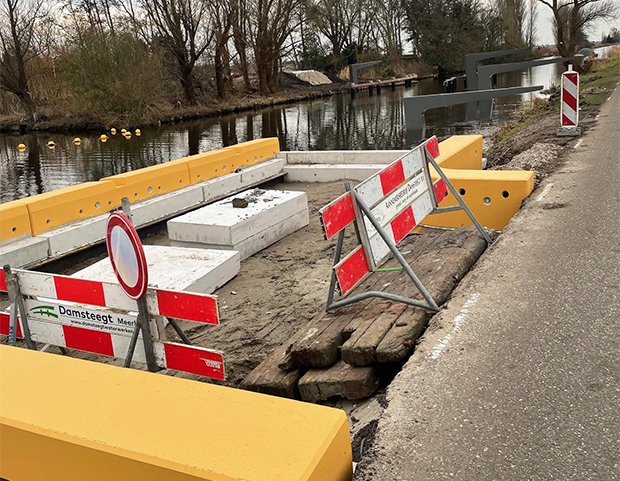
0,0,617,123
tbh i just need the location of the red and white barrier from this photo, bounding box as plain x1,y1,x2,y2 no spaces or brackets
561,69,579,128
0,268,219,325
0,266,225,380
0,312,225,379
319,137,448,295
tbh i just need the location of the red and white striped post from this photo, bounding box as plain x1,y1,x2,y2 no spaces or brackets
558,65,581,137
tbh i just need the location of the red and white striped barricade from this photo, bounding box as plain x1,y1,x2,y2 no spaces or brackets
0,267,225,380
319,136,491,311
558,66,581,136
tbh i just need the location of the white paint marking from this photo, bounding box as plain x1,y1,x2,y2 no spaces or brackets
427,293,479,360
535,183,554,202
574,139,583,149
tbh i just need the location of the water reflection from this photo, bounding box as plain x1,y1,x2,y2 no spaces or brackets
1,59,569,202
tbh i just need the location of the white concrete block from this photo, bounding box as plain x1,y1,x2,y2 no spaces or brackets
0,236,49,268
201,158,285,202
73,245,240,294
131,185,205,228
278,151,407,165
38,215,109,257
168,189,308,260
172,209,309,260
283,164,384,183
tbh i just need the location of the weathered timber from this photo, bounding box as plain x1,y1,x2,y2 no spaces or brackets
240,343,303,399
341,302,405,366
298,361,379,402
375,308,429,363
375,227,488,363
288,305,366,368
290,230,449,368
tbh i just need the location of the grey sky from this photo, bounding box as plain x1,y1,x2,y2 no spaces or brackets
535,2,620,45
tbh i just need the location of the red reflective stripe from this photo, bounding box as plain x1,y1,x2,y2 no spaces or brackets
0,270,6,292
54,276,106,307
335,247,369,295
164,343,225,380
562,114,575,126
425,137,440,159
563,89,577,111
0,312,23,338
319,194,355,239
565,72,578,86
390,206,416,244
434,179,448,204
379,161,406,195
156,290,219,325
62,325,114,356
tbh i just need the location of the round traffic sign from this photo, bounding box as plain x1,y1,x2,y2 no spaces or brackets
106,212,148,300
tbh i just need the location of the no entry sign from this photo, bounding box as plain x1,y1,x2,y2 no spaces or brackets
106,212,148,300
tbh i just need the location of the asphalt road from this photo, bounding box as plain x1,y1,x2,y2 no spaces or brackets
356,83,620,480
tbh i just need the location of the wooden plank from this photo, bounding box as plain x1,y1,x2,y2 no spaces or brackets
375,227,488,363
288,304,366,368
375,308,430,363
341,302,404,366
289,229,447,369
298,361,379,402
240,343,303,399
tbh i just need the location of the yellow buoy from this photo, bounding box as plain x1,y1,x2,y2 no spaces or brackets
17,143,26,151
47,141,55,149
135,129,141,136
110,128,117,135
100,134,108,142
121,128,127,134
124,132,132,139
74,138,81,144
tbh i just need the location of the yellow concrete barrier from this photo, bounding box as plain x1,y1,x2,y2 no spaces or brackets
102,160,191,202
426,168,535,231
24,181,124,235
224,138,280,165
0,200,32,243
436,135,483,170
0,345,353,481
186,149,239,185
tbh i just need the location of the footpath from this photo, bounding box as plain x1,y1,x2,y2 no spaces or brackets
355,84,620,480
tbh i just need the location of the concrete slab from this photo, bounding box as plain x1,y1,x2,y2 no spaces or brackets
284,164,383,183
73,245,240,294
130,184,205,228
168,189,308,260
0,236,49,268
278,151,405,165
172,209,309,260
201,158,285,202
38,215,108,257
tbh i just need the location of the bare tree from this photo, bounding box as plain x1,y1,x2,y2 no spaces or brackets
249,0,302,94
494,0,526,46
122,0,212,105
525,0,538,46
208,0,235,98
307,0,359,56
0,0,50,121
537,0,619,56
231,0,252,90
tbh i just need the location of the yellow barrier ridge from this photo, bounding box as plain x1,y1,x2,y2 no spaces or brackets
102,159,191,202
435,135,483,170
426,168,535,231
0,345,353,481
186,149,240,185
0,199,32,243
0,138,281,241
224,138,280,166
25,181,123,235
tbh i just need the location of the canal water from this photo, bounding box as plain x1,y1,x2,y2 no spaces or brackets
1,59,568,202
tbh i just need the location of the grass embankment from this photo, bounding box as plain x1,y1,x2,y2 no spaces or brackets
487,47,620,167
